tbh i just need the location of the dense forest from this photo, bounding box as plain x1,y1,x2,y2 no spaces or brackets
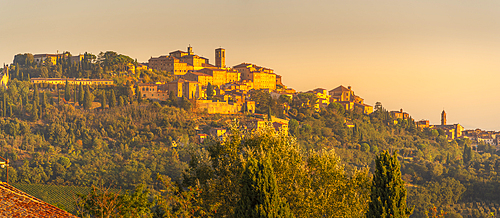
0,53,499,217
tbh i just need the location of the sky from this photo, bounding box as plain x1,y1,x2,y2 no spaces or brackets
1,0,500,130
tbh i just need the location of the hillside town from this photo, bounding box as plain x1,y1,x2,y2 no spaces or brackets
0,45,498,217
2,45,497,149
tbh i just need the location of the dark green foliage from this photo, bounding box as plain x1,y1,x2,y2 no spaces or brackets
64,80,70,101
235,157,294,218
83,86,93,110
109,90,116,108
136,87,142,103
118,96,124,107
101,90,107,109
206,82,214,99
78,83,84,106
57,85,60,104
367,150,413,218
463,141,473,165
180,97,191,111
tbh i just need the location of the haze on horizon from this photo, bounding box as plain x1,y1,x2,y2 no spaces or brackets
1,0,499,130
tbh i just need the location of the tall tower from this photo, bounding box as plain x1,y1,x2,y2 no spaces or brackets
187,45,193,55
441,110,446,125
215,48,225,68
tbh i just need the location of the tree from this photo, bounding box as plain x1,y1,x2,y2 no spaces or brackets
235,156,294,218
64,80,70,101
109,90,116,108
118,96,124,107
75,182,152,218
101,90,107,109
463,140,473,165
83,86,93,110
57,85,60,105
367,150,413,218
136,87,142,104
78,82,84,106
206,82,214,100
74,85,77,105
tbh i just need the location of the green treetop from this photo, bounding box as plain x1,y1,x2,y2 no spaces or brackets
78,82,84,106
101,90,107,109
83,86,93,110
235,156,294,218
109,89,116,108
367,150,413,218
206,82,214,100
64,80,70,101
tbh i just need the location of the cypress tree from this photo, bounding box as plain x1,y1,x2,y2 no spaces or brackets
235,157,294,218
15,63,19,80
206,82,214,99
64,80,70,101
2,93,6,117
101,90,107,109
118,96,124,107
83,85,93,110
42,92,48,108
33,85,39,107
109,90,116,108
74,85,77,105
136,87,142,104
57,85,60,105
463,141,473,165
78,82,84,106
367,150,414,218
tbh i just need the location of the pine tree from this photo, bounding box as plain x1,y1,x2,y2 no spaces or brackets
101,90,107,109
235,157,294,218
9,104,12,117
109,90,116,108
367,150,413,218
78,82,84,106
83,86,93,110
64,80,71,101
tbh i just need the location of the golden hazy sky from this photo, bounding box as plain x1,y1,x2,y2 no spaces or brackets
1,0,500,129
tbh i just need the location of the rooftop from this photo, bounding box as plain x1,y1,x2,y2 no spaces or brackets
0,182,77,217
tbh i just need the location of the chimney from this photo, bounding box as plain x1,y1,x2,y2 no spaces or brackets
400,109,403,113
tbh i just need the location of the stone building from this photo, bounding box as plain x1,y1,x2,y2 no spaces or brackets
233,63,277,90
148,46,212,75
31,78,114,86
431,110,464,139
137,83,169,101
166,79,202,100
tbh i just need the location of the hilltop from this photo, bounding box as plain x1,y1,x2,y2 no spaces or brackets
0,47,498,217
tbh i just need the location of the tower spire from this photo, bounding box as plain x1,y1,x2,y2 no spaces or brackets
441,110,446,125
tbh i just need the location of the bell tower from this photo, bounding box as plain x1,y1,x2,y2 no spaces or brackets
187,45,193,55
441,110,446,125
215,48,225,68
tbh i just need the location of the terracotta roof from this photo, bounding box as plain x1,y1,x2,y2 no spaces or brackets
0,182,77,217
